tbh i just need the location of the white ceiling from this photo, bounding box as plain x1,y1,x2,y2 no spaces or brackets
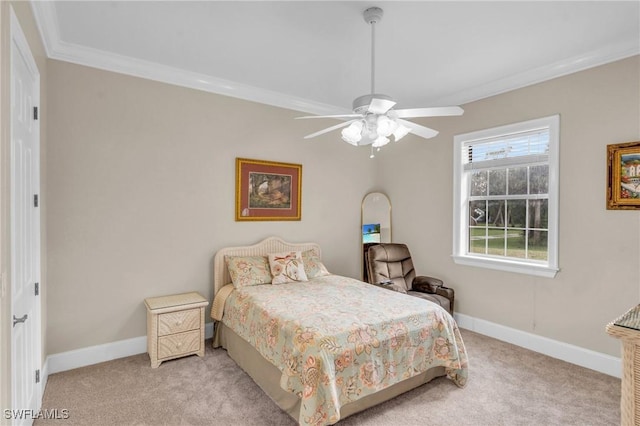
31,1,640,115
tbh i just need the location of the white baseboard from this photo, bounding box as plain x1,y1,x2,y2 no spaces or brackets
39,357,48,412
45,322,215,377
47,335,147,375
43,317,620,383
454,313,622,378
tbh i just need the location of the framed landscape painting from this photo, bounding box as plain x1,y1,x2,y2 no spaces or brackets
607,141,640,210
235,158,302,221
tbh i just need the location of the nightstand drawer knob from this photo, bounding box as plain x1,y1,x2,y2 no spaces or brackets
175,320,183,326
176,342,183,348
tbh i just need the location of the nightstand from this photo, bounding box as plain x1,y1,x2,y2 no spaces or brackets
144,292,209,368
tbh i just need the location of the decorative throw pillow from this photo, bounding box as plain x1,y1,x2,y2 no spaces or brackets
268,251,309,284
226,255,272,288
301,249,330,279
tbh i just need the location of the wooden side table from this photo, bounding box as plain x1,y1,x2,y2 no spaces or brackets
606,304,640,426
144,292,209,368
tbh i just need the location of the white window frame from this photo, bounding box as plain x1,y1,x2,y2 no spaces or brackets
452,115,560,278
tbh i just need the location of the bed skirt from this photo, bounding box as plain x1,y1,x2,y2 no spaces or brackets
213,322,446,423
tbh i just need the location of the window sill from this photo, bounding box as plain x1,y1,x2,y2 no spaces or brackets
452,255,559,278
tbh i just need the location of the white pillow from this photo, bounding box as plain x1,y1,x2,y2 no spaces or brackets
301,249,330,278
268,251,309,284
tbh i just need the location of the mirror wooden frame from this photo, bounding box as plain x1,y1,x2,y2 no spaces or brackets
361,192,391,281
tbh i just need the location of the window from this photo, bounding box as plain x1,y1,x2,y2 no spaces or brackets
453,115,559,278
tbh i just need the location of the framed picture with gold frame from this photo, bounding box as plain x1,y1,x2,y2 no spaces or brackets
607,141,640,210
235,158,302,221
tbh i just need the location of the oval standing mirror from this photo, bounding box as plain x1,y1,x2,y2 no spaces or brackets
361,192,391,281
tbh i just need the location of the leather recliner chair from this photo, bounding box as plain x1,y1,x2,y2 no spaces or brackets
366,243,454,315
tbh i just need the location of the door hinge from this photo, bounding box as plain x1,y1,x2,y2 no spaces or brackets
35,369,40,383
34,194,39,207
35,282,39,296
33,106,38,120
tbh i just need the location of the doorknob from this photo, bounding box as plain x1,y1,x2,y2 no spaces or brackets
13,314,28,327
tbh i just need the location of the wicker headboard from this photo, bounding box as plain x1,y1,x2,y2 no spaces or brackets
213,236,321,296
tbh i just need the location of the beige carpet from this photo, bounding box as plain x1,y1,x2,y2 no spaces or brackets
36,329,621,425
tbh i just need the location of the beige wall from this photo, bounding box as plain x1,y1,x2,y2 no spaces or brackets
45,60,377,354
1,0,48,415
27,27,640,362
0,2,634,413
378,56,640,356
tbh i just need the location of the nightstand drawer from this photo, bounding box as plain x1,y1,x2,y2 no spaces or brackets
158,308,200,336
158,329,200,359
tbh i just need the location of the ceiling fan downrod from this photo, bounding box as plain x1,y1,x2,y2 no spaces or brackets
351,7,394,114
364,7,383,96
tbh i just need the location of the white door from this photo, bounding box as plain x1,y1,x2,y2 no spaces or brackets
10,8,41,424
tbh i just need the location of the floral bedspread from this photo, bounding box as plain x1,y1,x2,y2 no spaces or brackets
222,274,468,425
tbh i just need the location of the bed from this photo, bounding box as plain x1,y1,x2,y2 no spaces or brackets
210,237,468,425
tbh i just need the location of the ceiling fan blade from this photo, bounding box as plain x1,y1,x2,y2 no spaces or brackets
368,97,396,114
398,119,439,139
303,119,357,139
296,114,362,120
394,106,464,119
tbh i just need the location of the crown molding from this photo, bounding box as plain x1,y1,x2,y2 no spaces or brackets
31,1,640,114
28,1,346,117
433,39,640,107
52,40,347,116
29,0,57,57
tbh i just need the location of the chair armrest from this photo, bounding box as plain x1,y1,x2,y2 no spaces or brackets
412,276,455,314
371,282,408,294
412,275,444,293
433,286,454,301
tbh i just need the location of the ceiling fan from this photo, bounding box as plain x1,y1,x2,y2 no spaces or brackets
297,7,464,157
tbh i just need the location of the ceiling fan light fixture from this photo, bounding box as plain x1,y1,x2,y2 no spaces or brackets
372,135,390,148
376,115,396,137
393,124,411,142
341,133,359,146
341,121,363,145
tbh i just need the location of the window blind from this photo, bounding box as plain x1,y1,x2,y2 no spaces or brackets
463,128,549,171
